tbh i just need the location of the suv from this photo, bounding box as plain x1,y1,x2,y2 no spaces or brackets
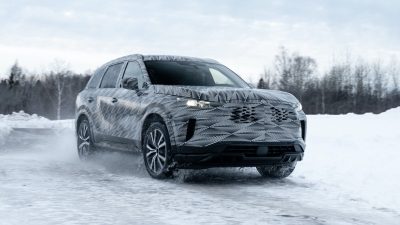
75,54,306,179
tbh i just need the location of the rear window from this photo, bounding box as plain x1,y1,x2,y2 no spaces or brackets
100,63,124,88
144,61,249,88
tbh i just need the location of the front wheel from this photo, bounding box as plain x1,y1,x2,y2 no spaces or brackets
256,162,297,179
142,122,173,179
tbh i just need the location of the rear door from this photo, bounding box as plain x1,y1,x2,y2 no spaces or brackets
83,67,106,140
96,62,125,144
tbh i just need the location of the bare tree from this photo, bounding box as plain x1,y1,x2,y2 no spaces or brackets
371,62,388,112
49,60,71,120
353,62,370,112
275,47,317,101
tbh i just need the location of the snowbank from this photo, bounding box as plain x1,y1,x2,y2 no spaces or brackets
0,111,73,129
295,106,400,212
0,111,73,145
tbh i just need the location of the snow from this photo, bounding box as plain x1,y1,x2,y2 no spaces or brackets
0,111,73,129
0,109,400,224
0,111,72,148
0,123,11,146
296,109,400,213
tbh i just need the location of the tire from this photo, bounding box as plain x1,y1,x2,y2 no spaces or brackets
142,122,173,179
256,162,297,179
77,118,96,160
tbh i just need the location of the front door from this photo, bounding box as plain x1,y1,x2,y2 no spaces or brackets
111,60,148,151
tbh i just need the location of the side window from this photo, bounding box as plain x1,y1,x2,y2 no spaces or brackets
87,67,105,88
210,68,234,86
100,63,124,88
122,61,144,89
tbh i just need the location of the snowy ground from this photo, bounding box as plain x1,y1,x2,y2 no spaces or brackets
0,110,400,225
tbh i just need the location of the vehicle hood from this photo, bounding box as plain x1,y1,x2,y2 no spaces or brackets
153,85,299,105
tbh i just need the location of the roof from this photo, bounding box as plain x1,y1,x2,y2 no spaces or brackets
100,54,220,69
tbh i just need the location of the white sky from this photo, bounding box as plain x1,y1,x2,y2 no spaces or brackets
1,0,399,82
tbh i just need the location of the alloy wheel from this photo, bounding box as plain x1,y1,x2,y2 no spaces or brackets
145,128,167,174
78,121,91,159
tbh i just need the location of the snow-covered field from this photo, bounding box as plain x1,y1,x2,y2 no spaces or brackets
0,110,399,224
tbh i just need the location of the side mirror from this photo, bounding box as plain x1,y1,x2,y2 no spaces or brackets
122,77,139,90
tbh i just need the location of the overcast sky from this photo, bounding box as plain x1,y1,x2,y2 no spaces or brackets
1,0,399,81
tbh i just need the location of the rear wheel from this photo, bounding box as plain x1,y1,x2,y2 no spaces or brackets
256,162,297,178
142,122,173,179
77,118,96,160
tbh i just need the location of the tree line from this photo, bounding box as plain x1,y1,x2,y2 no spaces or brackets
1,49,399,119
0,62,90,119
257,48,400,114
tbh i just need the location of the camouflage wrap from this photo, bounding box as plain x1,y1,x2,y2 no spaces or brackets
76,54,306,154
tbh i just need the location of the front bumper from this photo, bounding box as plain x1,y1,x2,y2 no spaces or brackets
168,100,307,168
172,141,304,169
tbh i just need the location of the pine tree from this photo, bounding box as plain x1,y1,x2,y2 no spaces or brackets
8,61,23,87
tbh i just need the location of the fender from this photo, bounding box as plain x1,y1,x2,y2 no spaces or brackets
141,102,178,149
76,105,99,143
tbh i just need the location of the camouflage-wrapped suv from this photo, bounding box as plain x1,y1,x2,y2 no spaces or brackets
75,54,306,179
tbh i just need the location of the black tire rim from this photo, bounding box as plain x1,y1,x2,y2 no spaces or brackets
145,128,167,174
78,121,91,159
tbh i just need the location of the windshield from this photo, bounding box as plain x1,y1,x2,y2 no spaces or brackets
144,61,250,88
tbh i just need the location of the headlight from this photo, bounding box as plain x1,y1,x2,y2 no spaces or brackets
177,98,219,108
295,103,302,112
186,99,211,108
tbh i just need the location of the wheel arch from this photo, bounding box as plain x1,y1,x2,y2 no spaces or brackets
76,111,100,145
141,113,165,144
76,111,90,130
141,111,176,150
77,113,88,126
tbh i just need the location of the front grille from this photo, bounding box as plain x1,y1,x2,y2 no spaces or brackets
230,106,257,123
270,106,295,122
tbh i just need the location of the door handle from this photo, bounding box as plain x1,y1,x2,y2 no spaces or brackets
111,97,118,103
87,97,94,103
